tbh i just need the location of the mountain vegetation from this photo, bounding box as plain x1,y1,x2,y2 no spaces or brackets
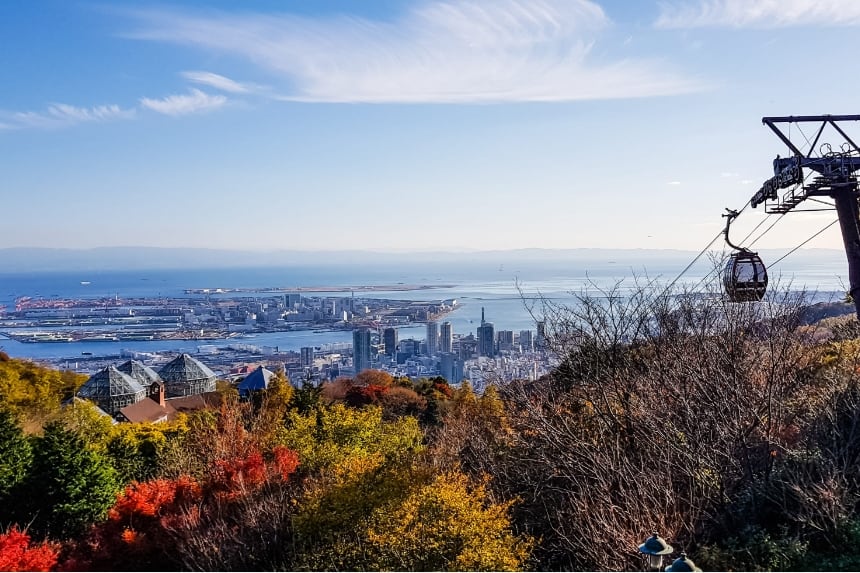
3,281,860,570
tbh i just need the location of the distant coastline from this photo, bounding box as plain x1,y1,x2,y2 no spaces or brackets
183,284,456,294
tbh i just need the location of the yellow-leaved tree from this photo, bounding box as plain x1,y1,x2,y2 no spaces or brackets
280,403,531,571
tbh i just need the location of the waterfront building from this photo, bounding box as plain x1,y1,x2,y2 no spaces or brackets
159,353,218,397
353,328,372,374
383,327,398,356
426,321,438,356
477,307,495,357
440,321,453,354
300,346,314,367
77,365,146,415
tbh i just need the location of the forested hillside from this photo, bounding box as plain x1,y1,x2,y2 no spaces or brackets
4,284,860,571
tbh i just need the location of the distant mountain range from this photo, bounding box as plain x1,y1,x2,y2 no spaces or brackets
0,246,848,272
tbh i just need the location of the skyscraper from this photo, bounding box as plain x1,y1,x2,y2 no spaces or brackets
440,321,453,354
519,330,533,351
426,321,438,356
300,346,314,367
383,327,398,357
440,352,463,384
536,321,547,350
353,328,371,374
477,307,495,357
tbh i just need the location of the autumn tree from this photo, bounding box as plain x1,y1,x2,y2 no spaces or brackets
0,526,59,572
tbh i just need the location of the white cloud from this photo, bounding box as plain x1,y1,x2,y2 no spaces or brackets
140,88,227,116
180,70,253,93
656,0,860,29
126,0,704,103
668,180,682,185
3,103,135,129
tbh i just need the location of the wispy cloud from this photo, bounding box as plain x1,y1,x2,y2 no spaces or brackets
139,88,227,116
125,0,704,103
2,103,135,129
180,70,254,93
656,0,860,29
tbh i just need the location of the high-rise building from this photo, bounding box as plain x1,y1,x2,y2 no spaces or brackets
440,352,463,384
440,321,453,354
519,330,533,351
536,321,547,350
383,327,398,357
352,328,372,374
458,334,477,360
477,307,495,357
300,346,314,367
426,321,438,356
497,330,514,352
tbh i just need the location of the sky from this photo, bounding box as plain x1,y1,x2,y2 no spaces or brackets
2,0,860,253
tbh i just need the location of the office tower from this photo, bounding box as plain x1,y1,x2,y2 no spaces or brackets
426,321,438,356
353,328,372,374
519,330,533,351
440,352,459,383
536,321,547,349
383,327,398,357
300,346,314,367
477,307,495,357
440,321,453,353
497,330,514,352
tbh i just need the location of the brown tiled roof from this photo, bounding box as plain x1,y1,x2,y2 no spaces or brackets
166,391,223,414
119,397,175,424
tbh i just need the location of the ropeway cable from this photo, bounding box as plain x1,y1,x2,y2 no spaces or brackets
664,229,725,293
769,218,840,267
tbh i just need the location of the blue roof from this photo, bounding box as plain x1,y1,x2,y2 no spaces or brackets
238,366,276,395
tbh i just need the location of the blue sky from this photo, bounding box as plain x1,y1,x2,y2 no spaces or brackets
2,0,860,252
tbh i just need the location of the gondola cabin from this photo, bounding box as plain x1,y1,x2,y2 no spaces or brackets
723,250,768,302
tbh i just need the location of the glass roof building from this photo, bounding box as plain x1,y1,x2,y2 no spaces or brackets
77,365,146,415
158,353,217,397
117,359,163,388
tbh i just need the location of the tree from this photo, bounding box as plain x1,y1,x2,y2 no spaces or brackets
0,410,31,506
0,358,85,427
0,411,31,528
23,422,120,538
365,470,532,571
0,526,58,572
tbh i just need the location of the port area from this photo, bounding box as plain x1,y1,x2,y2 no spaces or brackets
1,291,460,343
183,284,455,294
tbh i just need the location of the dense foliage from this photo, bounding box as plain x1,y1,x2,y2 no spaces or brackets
7,281,860,570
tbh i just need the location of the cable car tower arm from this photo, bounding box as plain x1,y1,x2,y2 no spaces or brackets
751,115,860,317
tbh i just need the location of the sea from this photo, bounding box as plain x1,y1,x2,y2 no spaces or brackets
0,252,852,362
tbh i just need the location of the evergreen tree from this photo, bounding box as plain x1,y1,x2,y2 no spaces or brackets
0,409,32,522
23,422,120,538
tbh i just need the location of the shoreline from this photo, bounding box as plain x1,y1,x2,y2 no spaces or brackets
183,284,457,294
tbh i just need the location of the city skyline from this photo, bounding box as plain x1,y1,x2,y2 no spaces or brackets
3,1,860,252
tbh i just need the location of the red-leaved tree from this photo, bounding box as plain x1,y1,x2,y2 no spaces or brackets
0,526,59,572
63,445,300,571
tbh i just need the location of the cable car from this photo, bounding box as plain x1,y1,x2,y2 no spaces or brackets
723,249,768,301
722,209,768,302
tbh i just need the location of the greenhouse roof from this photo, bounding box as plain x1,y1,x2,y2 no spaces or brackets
78,366,145,399
159,353,217,383
117,360,162,387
